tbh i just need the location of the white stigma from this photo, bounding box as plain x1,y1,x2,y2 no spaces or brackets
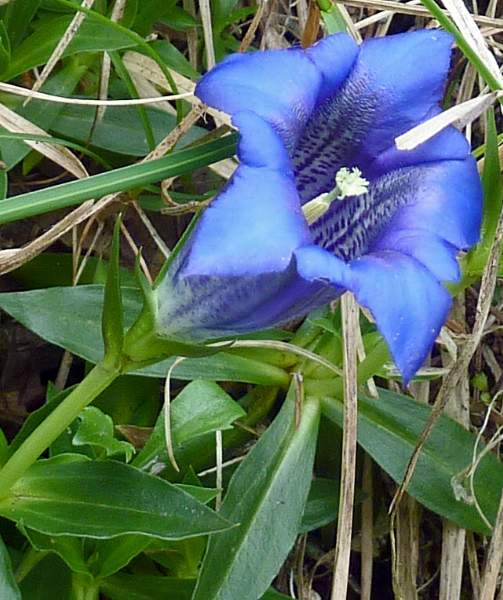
303,167,369,225
335,167,369,199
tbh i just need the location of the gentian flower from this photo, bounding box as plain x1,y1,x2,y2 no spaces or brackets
157,30,482,382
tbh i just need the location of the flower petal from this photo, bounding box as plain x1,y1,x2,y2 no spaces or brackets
371,229,460,282
182,113,310,278
353,29,455,165
195,46,322,147
305,34,359,104
292,29,455,202
349,251,452,382
368,125,470,176
379,158,482,250
157,257,335,341
295,245,451,382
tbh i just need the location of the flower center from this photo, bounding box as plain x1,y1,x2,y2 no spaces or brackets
303,167,369,225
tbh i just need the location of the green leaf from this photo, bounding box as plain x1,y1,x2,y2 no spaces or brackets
100,575,290,600
321,388,503,534
49,104,204,157
149,39,199,79
0,285,289,385
0,21,11,75
0,459,233,539
0,534,20,600
19,554,72,600
192,393,320,600
73,407,135,461
5,15,137,79
0,63,87,169
23,529,89,575
102,575,194,600
300,477,340,533
134,380,246,471
12,252,138,289
109,50,155,153
0,135,237,224
463,107,503,281
0,429,8,466
102,217,124,366
4,0,41,49
320,4,347,33
172,381,246,444
93,535,152,579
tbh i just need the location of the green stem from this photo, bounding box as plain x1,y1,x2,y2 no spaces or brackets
15,547,47,583
0,363,119,496
71,573,100,600
304,339,389,398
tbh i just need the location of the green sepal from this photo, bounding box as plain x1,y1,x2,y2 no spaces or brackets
101,216,124,369
122,252,219,370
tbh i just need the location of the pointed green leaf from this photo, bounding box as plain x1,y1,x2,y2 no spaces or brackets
134,380,246,471
0,459,233,539
192,393,320,600
102,217,124,366
321,388,503,534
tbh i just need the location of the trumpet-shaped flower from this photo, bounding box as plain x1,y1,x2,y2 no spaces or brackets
156,30,482,382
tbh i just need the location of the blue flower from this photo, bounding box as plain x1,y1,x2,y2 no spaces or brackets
156,30,482,382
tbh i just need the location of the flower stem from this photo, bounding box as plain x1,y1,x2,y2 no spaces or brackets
305,339,389,398
0,362,120,497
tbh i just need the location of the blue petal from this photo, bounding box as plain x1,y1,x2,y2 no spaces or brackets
381,158,482,250
182,114,310,277
371,229,460,282
196,47,323,147
292,29,456,203
305,34,359,104
295,245,451,382
368,125,470,177
157,253,336,341
349,252,452,382
353,29,455,166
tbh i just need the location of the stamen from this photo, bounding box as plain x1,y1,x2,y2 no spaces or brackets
303,167,369,225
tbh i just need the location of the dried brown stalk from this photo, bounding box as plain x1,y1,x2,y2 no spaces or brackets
331,292,359,600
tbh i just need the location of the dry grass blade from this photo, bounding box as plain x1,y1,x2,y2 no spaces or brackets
391,496,421,599
441,0,503,88
396,93,501,151
333,0,503,29
0,200,99,275
163,357,187,473
123,51,231,126
239,0,266,52
0,104,88,178
439,299,470,600
331,293,359,600
97,0,127,122
466,532,482,599
360,454,373,600
27,0,96,100
479,490,503,600
0,82,193,105
199,0,216,69
391,191,503,515
145,106,204,161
